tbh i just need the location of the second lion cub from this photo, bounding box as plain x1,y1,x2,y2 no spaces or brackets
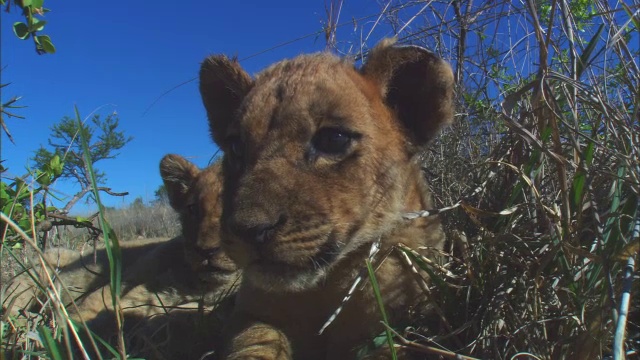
199,39,454,359
73,155,239,358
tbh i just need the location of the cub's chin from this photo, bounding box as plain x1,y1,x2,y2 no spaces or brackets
227,232,346,291
196,269,239,287
244,261,328,292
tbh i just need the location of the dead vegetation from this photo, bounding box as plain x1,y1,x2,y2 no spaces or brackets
328,0,639,358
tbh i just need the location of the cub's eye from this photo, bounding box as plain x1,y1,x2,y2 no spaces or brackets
312,127,356,155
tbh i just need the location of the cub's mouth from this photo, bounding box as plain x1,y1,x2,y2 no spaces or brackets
199,263,237,275
196,257,237,273
186,248,238,283
195,263,238,285
241,234,342,289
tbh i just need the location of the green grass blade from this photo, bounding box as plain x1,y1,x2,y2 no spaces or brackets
577,24,604,78
37,326,65,360
73,105,122,297
74,105,125,358
365,259,397,360
621,3,640,31
70,319,122,359
602,165,626,246
570,140,595,212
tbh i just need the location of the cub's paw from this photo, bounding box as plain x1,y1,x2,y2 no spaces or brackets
224,321,292,360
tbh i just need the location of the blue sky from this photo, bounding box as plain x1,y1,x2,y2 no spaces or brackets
1,0,390,213
3,1,634,214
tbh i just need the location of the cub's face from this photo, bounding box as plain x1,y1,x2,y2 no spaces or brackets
199,40,454,291
160,155,238,286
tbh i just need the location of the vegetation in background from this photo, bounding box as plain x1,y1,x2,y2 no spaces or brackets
1,111,132,252
0,75,26,145
324,0,638,358
1,108,139,359
33,113,133,214
0,153,62,247
2,1,140,357
152,184,169,206
1,0,54,142
2,0,56,54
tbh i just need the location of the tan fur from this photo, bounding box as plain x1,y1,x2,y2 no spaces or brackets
3,238,169,316
199,39,454,359
4,156,239,359
70,156,239,353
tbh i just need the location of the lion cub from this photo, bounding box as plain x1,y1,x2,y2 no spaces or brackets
199,39,454,359
4,156,239,358
4,238,171,317
75,155,239,327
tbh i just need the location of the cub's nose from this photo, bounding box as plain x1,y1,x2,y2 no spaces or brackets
230,214,286,245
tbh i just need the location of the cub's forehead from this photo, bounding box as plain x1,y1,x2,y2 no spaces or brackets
236,53,377,138
256,53,346,83
193,164,222,198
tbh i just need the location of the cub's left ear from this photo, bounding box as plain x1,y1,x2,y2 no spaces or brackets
199,55,253,150
361,39,455,146
159,154,200,211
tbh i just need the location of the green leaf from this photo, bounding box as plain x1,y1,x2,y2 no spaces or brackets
14,176,26,189
577,24,604,77
70,319,123,359
75,216,90,224
2,202,15,215
13,22,30,40
30,19,46,32
570,171,586,210
601,165,626,252
0,182,11,202
36,35,56,54
21,0,32,6
11,203,25,215
31,0,44,8
50,154,63,176
365,259,397,360
75,105,125,350
15,186,32,202
35,169,51,186
18,217,31,232
37,326,64,360
621,3,640,32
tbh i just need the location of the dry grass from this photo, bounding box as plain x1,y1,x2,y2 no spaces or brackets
103,203,180,241
2,202,179,282
1,187,181,358
331,0,639,358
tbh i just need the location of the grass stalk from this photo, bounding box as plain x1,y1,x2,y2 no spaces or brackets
74,105,126,359
365,259,397,360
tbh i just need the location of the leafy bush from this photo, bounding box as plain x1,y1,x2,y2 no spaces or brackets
3,0,56,54
335,1,639,358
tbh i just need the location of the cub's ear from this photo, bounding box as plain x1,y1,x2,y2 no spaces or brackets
360,38,455,147
159,154,200,211
199,55,253,148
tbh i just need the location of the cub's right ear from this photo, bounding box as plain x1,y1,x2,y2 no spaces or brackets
199,55,253,149
361,39,455,148
159,154,200,211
